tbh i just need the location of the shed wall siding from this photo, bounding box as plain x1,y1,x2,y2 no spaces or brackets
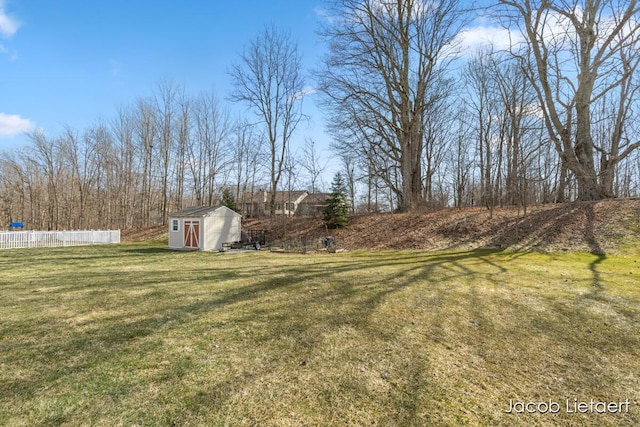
168,220,184,249
203,210,241,250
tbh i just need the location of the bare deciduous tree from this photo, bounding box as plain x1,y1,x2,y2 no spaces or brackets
174,90,191,211
111,105,138,229
319,0,465,212
229,25,305,216
463,51,501,210
500,0,640,200
188,90,231,206
154,79,181,224
300,138,328,194
27,130,64,229
231,120,266,217
134,97,157,227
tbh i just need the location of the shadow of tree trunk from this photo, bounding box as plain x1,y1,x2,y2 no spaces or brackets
585,202,606,293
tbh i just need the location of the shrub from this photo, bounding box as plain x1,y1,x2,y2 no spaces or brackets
323,173,350,229
221,187,238,212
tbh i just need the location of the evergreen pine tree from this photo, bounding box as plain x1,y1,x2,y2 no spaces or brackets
221,187,238,212
323,172,350,229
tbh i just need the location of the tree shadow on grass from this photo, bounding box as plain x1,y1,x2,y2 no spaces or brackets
1,248,512,425
585,202,606,293
159,249,515,424
572,204,639,328
446,201,605,253
5,241,636,425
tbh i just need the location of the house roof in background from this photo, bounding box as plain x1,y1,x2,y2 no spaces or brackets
301,193,331,204
271,191,309,202
170,206,241,218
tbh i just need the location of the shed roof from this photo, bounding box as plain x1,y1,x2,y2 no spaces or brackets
170,206,241,218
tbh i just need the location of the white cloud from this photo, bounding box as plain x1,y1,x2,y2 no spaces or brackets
0,1,20,38
0,113,34,137
297,86,317,97
293,86,317,101
456,25,524,55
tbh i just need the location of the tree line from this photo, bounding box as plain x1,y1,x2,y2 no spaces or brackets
320,0,640,212
0,80,281,229
1,0,639,230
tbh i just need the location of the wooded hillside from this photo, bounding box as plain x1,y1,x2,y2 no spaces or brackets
244,199,640,253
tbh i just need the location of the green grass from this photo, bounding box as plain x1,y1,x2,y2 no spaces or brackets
0,242,639,426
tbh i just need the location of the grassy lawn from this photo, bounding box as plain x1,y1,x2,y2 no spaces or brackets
0,242,639,426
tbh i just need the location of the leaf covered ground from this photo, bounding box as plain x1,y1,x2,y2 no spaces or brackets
245,199,640,253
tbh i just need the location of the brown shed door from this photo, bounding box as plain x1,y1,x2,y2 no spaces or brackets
184,220,200,248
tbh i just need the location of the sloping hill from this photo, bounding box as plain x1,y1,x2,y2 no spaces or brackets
244,199,640,253
121,225,166,242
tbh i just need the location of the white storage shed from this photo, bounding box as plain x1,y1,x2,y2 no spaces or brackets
168,206,242,251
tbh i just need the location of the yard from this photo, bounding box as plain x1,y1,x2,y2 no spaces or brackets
0,242,639,426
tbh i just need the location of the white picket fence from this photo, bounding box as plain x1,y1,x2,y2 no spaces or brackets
0,230,120,250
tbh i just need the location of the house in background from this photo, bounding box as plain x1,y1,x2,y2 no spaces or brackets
296,193,331,217
168,206,241,251
273,191,309,216
239,190,316,217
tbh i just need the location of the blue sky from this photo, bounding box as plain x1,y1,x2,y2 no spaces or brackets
0,0,330,152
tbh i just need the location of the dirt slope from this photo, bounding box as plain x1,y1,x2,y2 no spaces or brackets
121,225,166,242
244,199,640,253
